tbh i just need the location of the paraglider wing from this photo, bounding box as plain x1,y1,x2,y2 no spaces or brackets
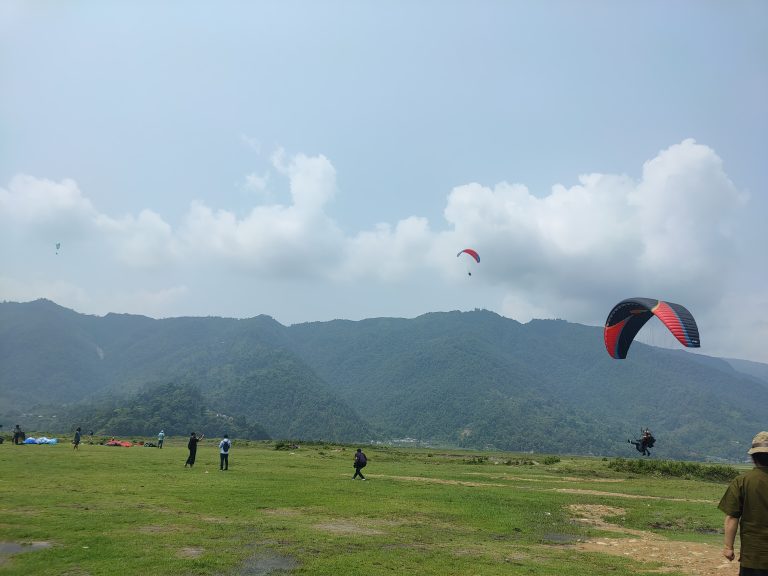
604,297,700,359
456,248,480,276
456,248,480,263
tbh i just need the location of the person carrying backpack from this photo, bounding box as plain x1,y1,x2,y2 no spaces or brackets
352,448,367,480
219,435,231,471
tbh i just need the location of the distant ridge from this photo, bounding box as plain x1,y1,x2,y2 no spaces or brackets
1,299,764,461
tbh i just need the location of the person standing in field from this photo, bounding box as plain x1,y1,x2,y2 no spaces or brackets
13,424,23,445
718,431,768,575
72,427,81,450
219,435,231,471
157,430,165,449
352,448,367,480
185,432,203,468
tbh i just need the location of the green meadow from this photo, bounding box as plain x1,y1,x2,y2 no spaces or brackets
0,438,742,575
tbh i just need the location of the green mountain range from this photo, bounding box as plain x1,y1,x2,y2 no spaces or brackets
1,299,765,461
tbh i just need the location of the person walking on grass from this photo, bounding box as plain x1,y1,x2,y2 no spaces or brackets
157,430,165,449
184,432,204,468
718,431,768,575
219,435,231,471
352,448,367,480
72,427,81,450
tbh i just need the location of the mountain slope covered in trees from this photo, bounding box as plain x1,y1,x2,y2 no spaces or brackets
1,299,763,461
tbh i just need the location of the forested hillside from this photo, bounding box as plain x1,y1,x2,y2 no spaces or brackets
0,300,369,443
1,299,764,461
286,313,765,460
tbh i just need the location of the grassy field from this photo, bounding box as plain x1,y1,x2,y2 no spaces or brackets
0,438,746,575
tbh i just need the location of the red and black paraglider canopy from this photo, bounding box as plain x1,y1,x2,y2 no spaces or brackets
456,248,480,263
604,297,700,359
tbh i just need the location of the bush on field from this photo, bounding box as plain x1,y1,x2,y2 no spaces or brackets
504,458,535,466
607,458,739,482
542,456,561,465
463,456,488,465
273,441,300,451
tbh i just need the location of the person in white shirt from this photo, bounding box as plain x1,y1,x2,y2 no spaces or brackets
219,435,231,471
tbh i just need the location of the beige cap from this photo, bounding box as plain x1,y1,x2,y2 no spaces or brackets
747,431,768,455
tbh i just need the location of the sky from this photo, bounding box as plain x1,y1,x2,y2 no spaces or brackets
1,1,767,363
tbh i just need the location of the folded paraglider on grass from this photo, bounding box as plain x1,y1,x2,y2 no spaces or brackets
22,437,59,444
105,439,133,447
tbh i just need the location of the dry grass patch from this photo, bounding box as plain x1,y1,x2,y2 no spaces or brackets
568,504,738,576
374,474,506,487
177,546,204,558
554,488,715,503
314,520,386,536
464,472,626,484
261,508,302,517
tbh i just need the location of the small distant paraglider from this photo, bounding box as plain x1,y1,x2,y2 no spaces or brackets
457,248,480,276
55,242,61,255
604,297,700,359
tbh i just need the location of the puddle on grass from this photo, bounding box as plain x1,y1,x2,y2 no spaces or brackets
0,541,52,563
541,533,582,544
235,552,298,575
0,541,52,554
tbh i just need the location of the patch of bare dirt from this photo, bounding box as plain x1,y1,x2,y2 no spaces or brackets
568,504,738,576
372,474,506,487
262,508,302,517
200,515,234,524
314,521,385,536
554,488,716,503
177,546,204,558
561,476,626,484
464,472,626,484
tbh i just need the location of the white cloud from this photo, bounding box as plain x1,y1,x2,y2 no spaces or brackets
0,174,97,231
95,209,179,268
443,139,748,326
180,150,344,277
340,217,434,281
106,285,190,319
0,141,764,362
0,276,89,310
239,133,261,153
244,172,269,192
631,139,746,280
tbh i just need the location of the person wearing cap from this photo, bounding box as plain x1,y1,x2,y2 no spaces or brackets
718,431,768,575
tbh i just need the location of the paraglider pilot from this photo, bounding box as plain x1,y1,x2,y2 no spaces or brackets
628,428,655,456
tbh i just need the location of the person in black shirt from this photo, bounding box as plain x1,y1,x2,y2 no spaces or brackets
13,425,23,445
352,448,367,480
185,432,204,467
